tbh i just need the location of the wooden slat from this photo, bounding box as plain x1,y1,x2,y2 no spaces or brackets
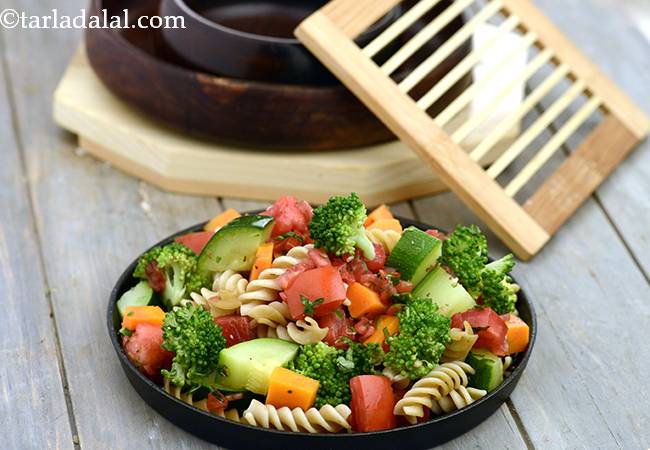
448,31,539,141
486,77,585,177
321,0,401,38
363,0,444,58
382,0,475,76
471,63,570,162
501,0,650,138
416,15,521,110
399,0,503,94
437,45,550,128
524,115,637,233
0,34,75,450
505,96,601,196
297,11,550,260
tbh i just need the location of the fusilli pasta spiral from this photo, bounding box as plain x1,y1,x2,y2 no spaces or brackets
257,317,328,345
430,386,487,415
442,321,478,362
186,270,248,317
365,228,402,253
239,245,315,315
243,399,352,433
163,378,242,421
246,301,291,327
394,361,475,424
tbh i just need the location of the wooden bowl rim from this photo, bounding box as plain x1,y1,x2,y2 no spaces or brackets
170,0,399,45
90,0,352,94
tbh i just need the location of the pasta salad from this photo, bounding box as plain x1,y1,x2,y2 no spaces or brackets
117,193,530,433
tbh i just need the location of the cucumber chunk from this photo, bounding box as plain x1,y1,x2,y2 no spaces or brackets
198,215,274,273
116,281,154,318
217,338,298,393
466,349,504,392
412,266,476,317
386,227,442,285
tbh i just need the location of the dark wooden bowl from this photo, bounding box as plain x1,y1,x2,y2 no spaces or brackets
159,0,400,85
86,0,470,150
108,215,536,450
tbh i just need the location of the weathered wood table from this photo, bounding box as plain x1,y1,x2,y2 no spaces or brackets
1,0,649,449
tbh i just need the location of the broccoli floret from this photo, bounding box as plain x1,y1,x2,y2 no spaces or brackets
481,254,519,314
309,193,376,260
441,226,518,314
385,298,451,380
134,242,211,310
161,303,227,391
440,225,488,297
288,341,383,407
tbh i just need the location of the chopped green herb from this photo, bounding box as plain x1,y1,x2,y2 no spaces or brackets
275,231,305,244
334,310,344,320
127,311,134,317
119,327,133,337
300,295,325,316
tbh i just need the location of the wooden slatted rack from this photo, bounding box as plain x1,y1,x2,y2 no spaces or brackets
296,0,650,260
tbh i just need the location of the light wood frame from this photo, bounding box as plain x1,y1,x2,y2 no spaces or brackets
296,0,650,260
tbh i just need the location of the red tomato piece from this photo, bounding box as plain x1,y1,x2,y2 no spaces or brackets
122,323,174,380
262,196,313,238
364,243,386,272
284,266,347,320
350,375,397,432
206,392,229,413
145,261,166,293
213,315,254,347
174,231,214,255
317,309,356,349
452,308,509,356
425,229,447,240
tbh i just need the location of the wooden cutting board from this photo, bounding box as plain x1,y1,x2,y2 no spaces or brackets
53,46,521,205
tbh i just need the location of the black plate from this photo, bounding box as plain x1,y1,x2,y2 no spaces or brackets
108,216,537,450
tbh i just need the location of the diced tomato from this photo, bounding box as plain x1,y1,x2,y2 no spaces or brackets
284,266,347,320
308,248,331,268
145,261,166,293
354,317,375,341
262,196,313,239
452,308,509,356
317,309,356,349
395,280,414,294
206,391,229,413
425,229,447,240
122,323,174,380
364,243,386,272
213,315,254,347
174,231,214,254
350,375,397,432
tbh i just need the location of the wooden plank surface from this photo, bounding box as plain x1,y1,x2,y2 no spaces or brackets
0,1,221,449
1,0,649,449
531,0,650,278
0,30,75,450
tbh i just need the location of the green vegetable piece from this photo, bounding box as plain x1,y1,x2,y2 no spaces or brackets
198,215,274,273
384,298,451,381
386,227,442,285
134,242,211,310
288,341,383,408
116,281,154,318
412,266,476,317
466,349,504,392
217,338,299,394
309,192,376,260
161,304,227,392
